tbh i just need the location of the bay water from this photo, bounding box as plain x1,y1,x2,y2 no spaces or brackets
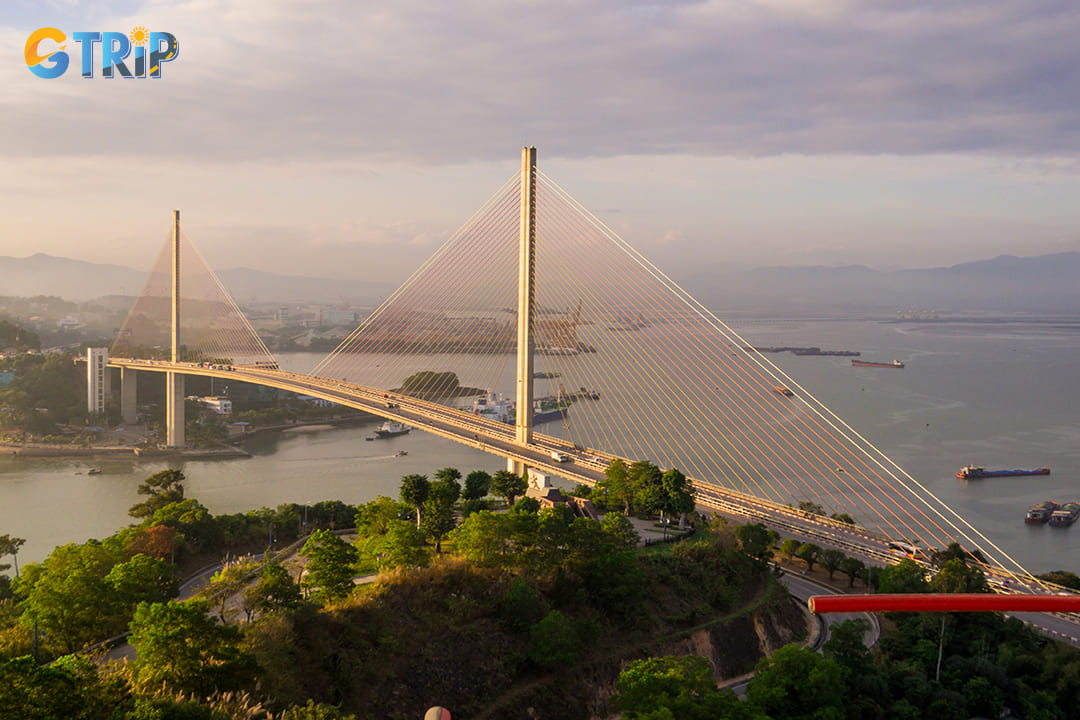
3,317,1080,574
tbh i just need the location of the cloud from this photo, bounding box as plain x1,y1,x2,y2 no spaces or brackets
3,0,1078,167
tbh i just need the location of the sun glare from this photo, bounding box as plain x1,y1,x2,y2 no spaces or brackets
129,26,148,46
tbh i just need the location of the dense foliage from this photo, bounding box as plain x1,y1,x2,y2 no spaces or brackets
0,350,88,435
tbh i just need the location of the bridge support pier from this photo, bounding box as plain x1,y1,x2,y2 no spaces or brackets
165,372,185,447
510,146,537,477
120,366,138,425
165,209,185,447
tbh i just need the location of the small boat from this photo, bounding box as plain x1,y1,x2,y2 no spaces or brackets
774,386,794,397
87,468,101,475
394,450,408,457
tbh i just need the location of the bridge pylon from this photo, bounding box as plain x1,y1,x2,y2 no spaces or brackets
165,209,185,448
509,147,537,475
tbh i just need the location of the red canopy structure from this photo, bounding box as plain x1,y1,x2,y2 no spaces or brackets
809,594,1080,614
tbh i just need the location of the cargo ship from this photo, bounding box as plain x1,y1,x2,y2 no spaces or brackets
851,359,905,369
374,420,411,438
468,392,571,425
1026,500,1060,524
957,466,1051,480
1049,503,1080,527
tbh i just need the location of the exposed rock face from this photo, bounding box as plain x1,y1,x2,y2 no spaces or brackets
663,595,808,682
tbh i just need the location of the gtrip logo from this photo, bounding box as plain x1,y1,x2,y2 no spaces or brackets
25,27,179,79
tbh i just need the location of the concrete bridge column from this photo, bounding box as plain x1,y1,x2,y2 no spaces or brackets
165,372,184,447
120,366,138,425
510,146,537,477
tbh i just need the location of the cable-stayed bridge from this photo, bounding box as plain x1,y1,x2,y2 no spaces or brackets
103,148,1056,596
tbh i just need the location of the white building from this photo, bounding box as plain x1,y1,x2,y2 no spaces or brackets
86,347,109,415
200,396,233,415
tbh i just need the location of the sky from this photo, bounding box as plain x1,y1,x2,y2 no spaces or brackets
3,0,1080,284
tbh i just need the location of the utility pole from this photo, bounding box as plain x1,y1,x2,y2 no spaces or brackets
510,147,537,474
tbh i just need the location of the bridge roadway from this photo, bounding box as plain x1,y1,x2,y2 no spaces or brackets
111,359,1080,645
111,360,900,557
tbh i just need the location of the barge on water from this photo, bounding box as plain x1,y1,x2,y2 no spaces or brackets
1049,503,1080,527
1026,500,1060,524
957,466,1051,480
851,359,905,369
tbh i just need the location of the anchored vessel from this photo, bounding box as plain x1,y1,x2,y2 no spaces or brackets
851,359,905,368
957,466,1051,480
468,392,571,424
374,420,411,438
1049,503,1080,527
1026,500,1060,524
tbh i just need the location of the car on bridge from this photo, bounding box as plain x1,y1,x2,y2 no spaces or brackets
551,451,571,463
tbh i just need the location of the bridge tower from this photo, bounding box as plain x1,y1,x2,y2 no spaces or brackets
509,147,537,474
165,209,185,447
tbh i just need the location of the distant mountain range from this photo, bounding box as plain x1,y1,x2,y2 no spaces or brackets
1,251,1078,313
684,252,1080,314
0,253,394,305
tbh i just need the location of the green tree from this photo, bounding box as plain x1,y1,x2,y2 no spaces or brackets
399,474,430,530
15,541,126,653
829,512,856,525
820,549,845,580
613,655,760,720
300,529,359,602
201,556,261,623
129,598,257,696
656,468,696,536
422,473,462,553
780,538,800,561
1037,570,1080,590
449,511,510,567
878,558,929,594
150,498,223,555
602,458,634,513
245,562,303,619
838,556,865,587
354,495,405,538
0,655,127,720
105,552,178,615
529,609,579,668
929,558,989,594
362,519,429,571
601,512,640,550
796,542,821,572
734,523,779,568
746,644,846,720
128,469,186,519
0,534,26,577
462,470,491,501
433,466,462,485
821,618,871,672
490,469,527,507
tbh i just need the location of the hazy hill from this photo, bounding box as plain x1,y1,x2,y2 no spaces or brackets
0,253,392,305
3,251,1079,313
687,252,1080,314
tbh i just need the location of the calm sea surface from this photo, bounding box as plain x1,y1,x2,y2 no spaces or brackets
3,318,1080,574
